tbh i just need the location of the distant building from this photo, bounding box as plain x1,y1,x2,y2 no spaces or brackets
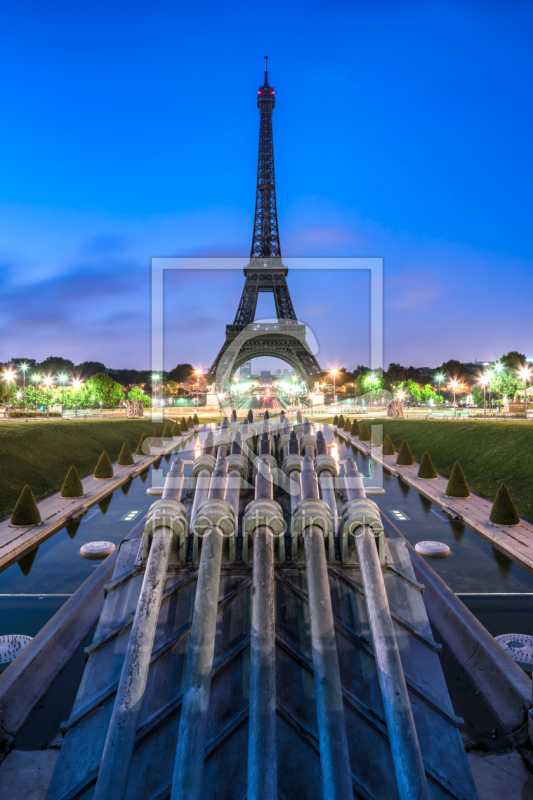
261,370,271,376
283,368,295,377
240,360,252,377
275,369,282,376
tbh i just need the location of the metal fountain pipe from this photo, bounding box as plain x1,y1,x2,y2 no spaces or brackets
315,431,339,540
287,431,302,514
246,430,281,800
190,431,215,530
341,458,431,800
296,410,302,423
297,456,352,800
94,460,188,800
231,409,237,423
247,409,254,424
343,456,366,501
226,432,244,516
171,452,232,800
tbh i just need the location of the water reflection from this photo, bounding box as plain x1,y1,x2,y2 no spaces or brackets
98,494,113,515
17,547,39,576
492,546,513,577
65,520,81,540
121,480,131,497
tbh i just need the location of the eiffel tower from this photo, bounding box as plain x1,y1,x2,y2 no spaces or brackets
208,58,322,390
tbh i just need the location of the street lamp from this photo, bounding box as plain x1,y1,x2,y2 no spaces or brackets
43,376,52,419
519,366,531,420
73,379,82,418
493,363,504,412
20,362,29,412
3,369,16,419
195,369,202,412
435,373,444,405
58,374,68,415
31,374,41,412
479,375,489,418
449,380,459,417
330,369,338,410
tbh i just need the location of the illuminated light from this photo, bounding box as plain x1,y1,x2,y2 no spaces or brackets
330,443,339,465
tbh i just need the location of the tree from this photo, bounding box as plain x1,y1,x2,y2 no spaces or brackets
94,451,113,479
37,356,75,376
396,440,414,466
168,363,194,384
76,361,107,379
420,384,437,404
61,466,84,497
418,452,437,479
84,373,123,407
446,462,470,498
11,485,41,525
490,484,519,525
405,379,421,403
118,442,134,466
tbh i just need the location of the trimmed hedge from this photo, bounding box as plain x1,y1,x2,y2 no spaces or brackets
180,417,188,433
193,414,200,425
344,418,351,432
187,416,194,429
94,451,113,479
135,432,148,456
371,428,381,448
359,424,370,442
172,421,182,436
338,414,345,429
446,461,470,498
350,419,359,436
162,423,173,438
333,415,339,426
118,441,134,466
382,434,395,456
396,440,414,466
9,411,62,418
418,451,437,479
61,466,84,497
11,485,41,525
490,483,519,525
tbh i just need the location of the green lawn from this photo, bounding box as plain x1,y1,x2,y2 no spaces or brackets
361,418,533,519
0,418,184,519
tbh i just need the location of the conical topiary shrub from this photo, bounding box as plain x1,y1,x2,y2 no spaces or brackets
350,419,359,436
152,428,163,447
382,434,395,456
446,461,470,498
337,414,345,429
193,413,199,425
187,416,194,429
359,424,370,442
180,417,188,433
172,421,181,437
135,432,149,456
344,417,351,432
94,451,113,479
61,465,84,497
396,440,414,466
333,415,339,426
418,451,437,479
118,441,134,466
11,485,41,526
162,423,173,439
490,483,519,525
371,428,381,448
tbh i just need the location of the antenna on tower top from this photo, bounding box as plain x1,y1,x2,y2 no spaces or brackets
264,55,268,81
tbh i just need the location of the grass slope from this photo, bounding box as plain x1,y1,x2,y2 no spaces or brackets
366,419,533,519
0,419,172,519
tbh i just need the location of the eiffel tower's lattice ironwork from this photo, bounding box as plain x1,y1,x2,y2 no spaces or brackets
208,59,322,389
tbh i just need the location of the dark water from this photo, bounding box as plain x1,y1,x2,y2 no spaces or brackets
0,434,200,747
324,425,533,643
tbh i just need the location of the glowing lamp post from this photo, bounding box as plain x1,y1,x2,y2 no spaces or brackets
195,369,203,412
493,363,503,412
58,374,68,415
43,377,53,419
449,380,459,418
3,369,15,419
73,380,82,418
19,362,29,412
330,369,338,410
480,375,489,418
519,366,531,420
435,374,444,406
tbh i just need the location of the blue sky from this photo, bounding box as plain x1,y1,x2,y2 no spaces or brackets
1,1,532,373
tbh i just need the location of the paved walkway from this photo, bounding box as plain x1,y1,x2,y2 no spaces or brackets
333,426,533,572
0,429,199,570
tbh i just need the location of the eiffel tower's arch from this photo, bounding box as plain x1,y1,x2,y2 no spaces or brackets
210,320,321,393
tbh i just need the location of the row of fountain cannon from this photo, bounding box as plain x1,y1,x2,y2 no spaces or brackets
91,407,432,800
143,407,386,567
